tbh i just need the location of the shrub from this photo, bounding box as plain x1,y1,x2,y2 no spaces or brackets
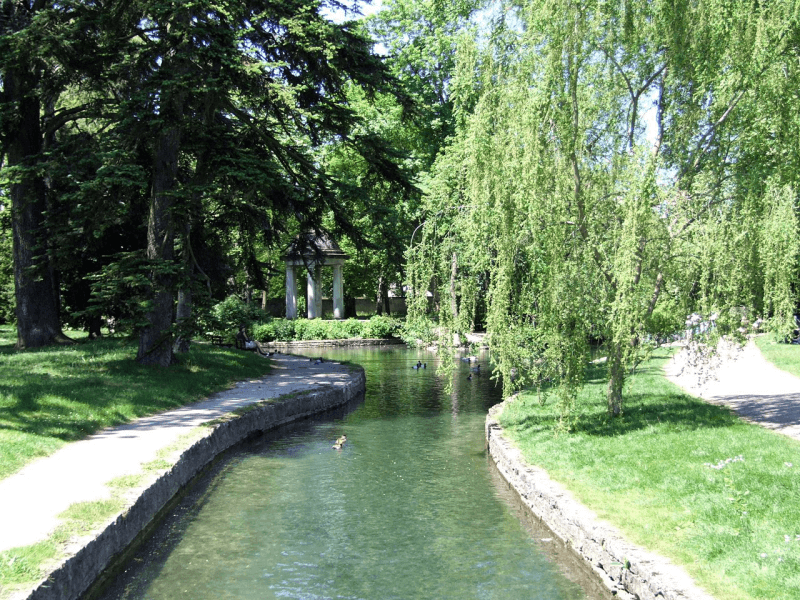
202,296,268,338
645,300,684,343
294,319,333,340
362,315,402,338
399,316,438,347
250,316,402,342
252,319,295,342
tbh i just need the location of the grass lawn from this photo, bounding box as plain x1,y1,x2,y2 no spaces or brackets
499,348,800,600
0,326,271,481
756,335,800,380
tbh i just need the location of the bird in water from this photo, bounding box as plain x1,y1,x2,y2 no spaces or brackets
470,364,480,373
467,373,473,381
413,361,422,369
333,435,347,449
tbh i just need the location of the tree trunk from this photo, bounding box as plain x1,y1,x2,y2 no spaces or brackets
344,294,357,319
7,68,66,349
137,124,180,366
376,275,391,316
606,343,625,417
173,286,192,354
88,316,103,339
136,12,189,366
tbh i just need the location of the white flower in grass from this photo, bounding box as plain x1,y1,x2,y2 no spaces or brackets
704,455,744,469
785,462,793,467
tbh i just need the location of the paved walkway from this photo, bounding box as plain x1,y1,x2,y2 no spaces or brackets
664,337,800,442
0,353,352,553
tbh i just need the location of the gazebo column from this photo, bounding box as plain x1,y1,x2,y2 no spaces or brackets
285,264,297,320
314,264,323,318
332,263,344,319
307,266,319,319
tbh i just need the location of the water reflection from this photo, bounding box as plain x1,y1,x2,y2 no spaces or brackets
89,347,601,600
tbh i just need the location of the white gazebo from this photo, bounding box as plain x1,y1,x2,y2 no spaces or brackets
282,232,349,319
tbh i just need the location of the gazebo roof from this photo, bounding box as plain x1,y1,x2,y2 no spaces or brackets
282,231,349,262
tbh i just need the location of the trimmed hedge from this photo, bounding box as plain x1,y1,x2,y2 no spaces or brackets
252,316,401,342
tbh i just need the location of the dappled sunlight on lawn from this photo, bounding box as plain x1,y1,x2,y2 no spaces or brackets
0,338,270,479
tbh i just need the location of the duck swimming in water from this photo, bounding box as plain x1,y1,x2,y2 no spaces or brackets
335,435,347,445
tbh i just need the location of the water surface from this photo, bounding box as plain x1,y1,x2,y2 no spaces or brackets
92,347,603,600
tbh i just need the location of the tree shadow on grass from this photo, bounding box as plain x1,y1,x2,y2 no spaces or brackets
0,340,269,443
504,359,745,439
572,392,743,438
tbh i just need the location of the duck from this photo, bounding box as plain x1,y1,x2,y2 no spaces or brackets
470,364,480,373
335,435,347,445
467,373,473,381
332,442,343,450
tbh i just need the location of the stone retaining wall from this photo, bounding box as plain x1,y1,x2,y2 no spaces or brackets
486,401,717,600
25,368,365,600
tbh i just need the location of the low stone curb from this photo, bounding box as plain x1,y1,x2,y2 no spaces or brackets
486,400,717,600
21,368,366,600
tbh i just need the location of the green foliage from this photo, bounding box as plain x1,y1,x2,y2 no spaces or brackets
0,201,13,325
251,316,402,342
399,315,438,347
760,182,800,341
1,0,413,359
406,0,800,418
79,252,161,332
203,296,269,335
645,297,685,343
252,319,296,342
362,315,402,338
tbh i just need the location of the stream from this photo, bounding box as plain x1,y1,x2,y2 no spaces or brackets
89,346,606,600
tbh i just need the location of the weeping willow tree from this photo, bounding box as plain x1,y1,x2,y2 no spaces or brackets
406,0,800,417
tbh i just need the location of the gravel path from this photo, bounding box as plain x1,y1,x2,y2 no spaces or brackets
0,353,352,553
664,337,800,442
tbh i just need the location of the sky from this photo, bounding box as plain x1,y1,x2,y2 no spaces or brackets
324,0,383,23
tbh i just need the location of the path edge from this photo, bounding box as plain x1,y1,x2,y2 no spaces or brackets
20,366,366,600
486,399,716,600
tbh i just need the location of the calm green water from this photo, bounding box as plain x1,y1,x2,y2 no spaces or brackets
92,347,602,600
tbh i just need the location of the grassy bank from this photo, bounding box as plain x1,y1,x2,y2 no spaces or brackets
756,335,800,380
499,348,800,600
0,326,271,481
